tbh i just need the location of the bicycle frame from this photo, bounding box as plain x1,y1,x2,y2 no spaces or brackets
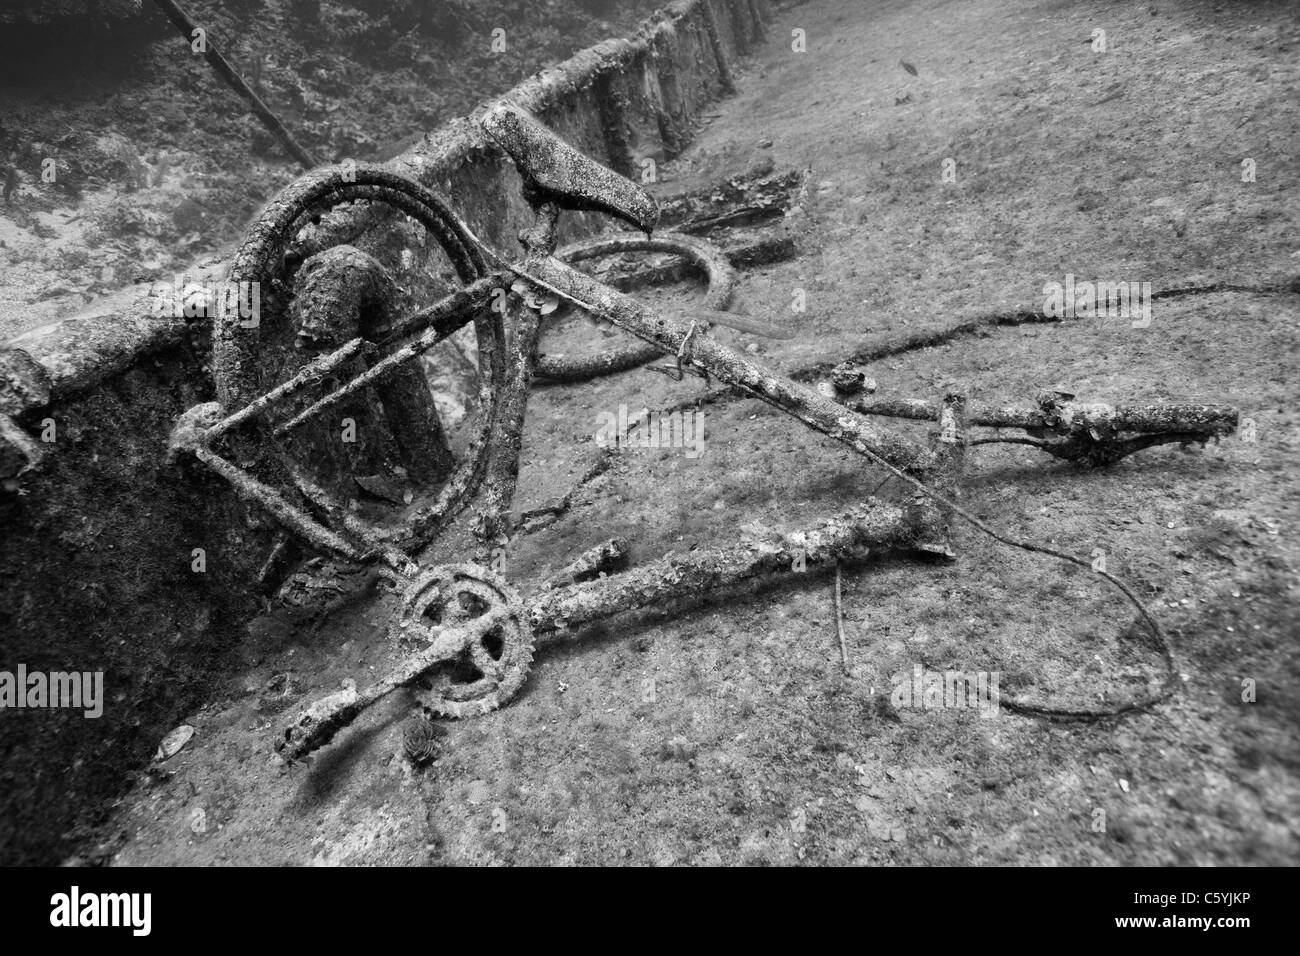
173,186,950,578
175,177,1239,577
167,145,1238,753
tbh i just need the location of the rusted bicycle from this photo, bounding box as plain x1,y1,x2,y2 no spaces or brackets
167,102,1239,759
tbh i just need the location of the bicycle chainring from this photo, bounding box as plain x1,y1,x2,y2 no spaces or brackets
390,564,533,718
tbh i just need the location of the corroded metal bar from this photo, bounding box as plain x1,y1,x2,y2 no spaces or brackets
206,336,370,441
192,446,367,562
515,446,618,534
278,497,925,759
526,256,938,474
472,206,558,556
846,396,1239,436
748,0,769,42
528,500,916,637
724,0,753,55
593,70,635,178
291,244,455,485
382,274,502,345
475,302,544,555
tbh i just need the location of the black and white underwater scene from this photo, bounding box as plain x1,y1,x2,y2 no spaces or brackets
1,0,1296,870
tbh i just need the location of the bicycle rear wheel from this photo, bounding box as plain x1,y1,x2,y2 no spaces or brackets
213,163,505,554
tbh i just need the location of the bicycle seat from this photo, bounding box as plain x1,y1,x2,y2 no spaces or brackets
482,101,659,234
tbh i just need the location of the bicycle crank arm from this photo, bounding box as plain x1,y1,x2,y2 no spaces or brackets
277,604,513,761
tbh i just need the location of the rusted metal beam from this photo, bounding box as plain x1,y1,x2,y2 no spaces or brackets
204,337,371,442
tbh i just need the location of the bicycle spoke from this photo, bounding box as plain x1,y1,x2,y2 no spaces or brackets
273,319,466,437
207,337,371,441
382,273,505,344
